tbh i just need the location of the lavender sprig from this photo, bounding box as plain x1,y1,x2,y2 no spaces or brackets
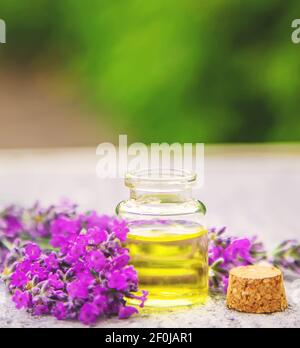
208,227,300,293
0,203,147,325
269,239,300,275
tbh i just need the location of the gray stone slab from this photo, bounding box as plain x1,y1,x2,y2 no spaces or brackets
0,277,299,328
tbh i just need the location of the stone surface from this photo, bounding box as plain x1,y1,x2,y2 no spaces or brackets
0,145,300,328
0,277,299,328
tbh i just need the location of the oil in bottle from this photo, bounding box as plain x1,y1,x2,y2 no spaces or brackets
125,219,208,308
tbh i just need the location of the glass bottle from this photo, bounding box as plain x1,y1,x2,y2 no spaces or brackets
116,169,208,308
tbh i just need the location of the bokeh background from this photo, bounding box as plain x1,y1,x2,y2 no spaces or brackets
0,0,300,147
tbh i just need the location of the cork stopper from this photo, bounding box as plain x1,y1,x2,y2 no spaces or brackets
226,265,288,313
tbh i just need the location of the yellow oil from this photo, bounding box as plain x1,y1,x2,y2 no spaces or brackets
126,220,208,308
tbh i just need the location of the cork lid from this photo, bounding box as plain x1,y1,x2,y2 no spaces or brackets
229,265,281,279
227,264,288,313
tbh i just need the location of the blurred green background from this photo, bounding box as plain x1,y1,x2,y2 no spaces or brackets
0,0,300,146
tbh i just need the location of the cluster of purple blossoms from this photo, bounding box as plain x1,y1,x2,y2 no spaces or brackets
0,202,77,272
0,203,147,325
208,227,290,293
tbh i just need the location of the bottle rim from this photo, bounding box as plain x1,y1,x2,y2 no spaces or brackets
125,168,197,187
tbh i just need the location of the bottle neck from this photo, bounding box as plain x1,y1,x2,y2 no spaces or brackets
126,169,197,203
130,187,193,203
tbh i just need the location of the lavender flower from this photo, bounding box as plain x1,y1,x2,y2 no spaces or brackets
118,306,138,319
0,203,147,325
208,227,300,293
270,239,300,275
208,227,268,293
12,290,31,309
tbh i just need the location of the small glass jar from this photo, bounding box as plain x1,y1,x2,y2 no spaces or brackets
116,169,208,308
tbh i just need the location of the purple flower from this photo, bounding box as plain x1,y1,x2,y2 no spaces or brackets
15,260,31,273
118,306,138,319
84,212,110,230
33,304,49,316
79,303,100,325
67,279,89,300
208,227,268,293
72,260,86,274
93,294,108,311
139,290,148,308
113,253,130,269
12,290,31,309
86,250,106,272
126,290,148,308
1,212,23,238
50,217,79,250
209,246,223,263
77,271,95,284
28,262,48,281
123,266,138,283
92,285,107,297
52,302,67,320
108,271,127,291
86,226,107,245
10,270,28,288
65,241,86,263
44,253,59,270
111,220,129,242
224,238,253,263
48,274,64,290
25,243,41,261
